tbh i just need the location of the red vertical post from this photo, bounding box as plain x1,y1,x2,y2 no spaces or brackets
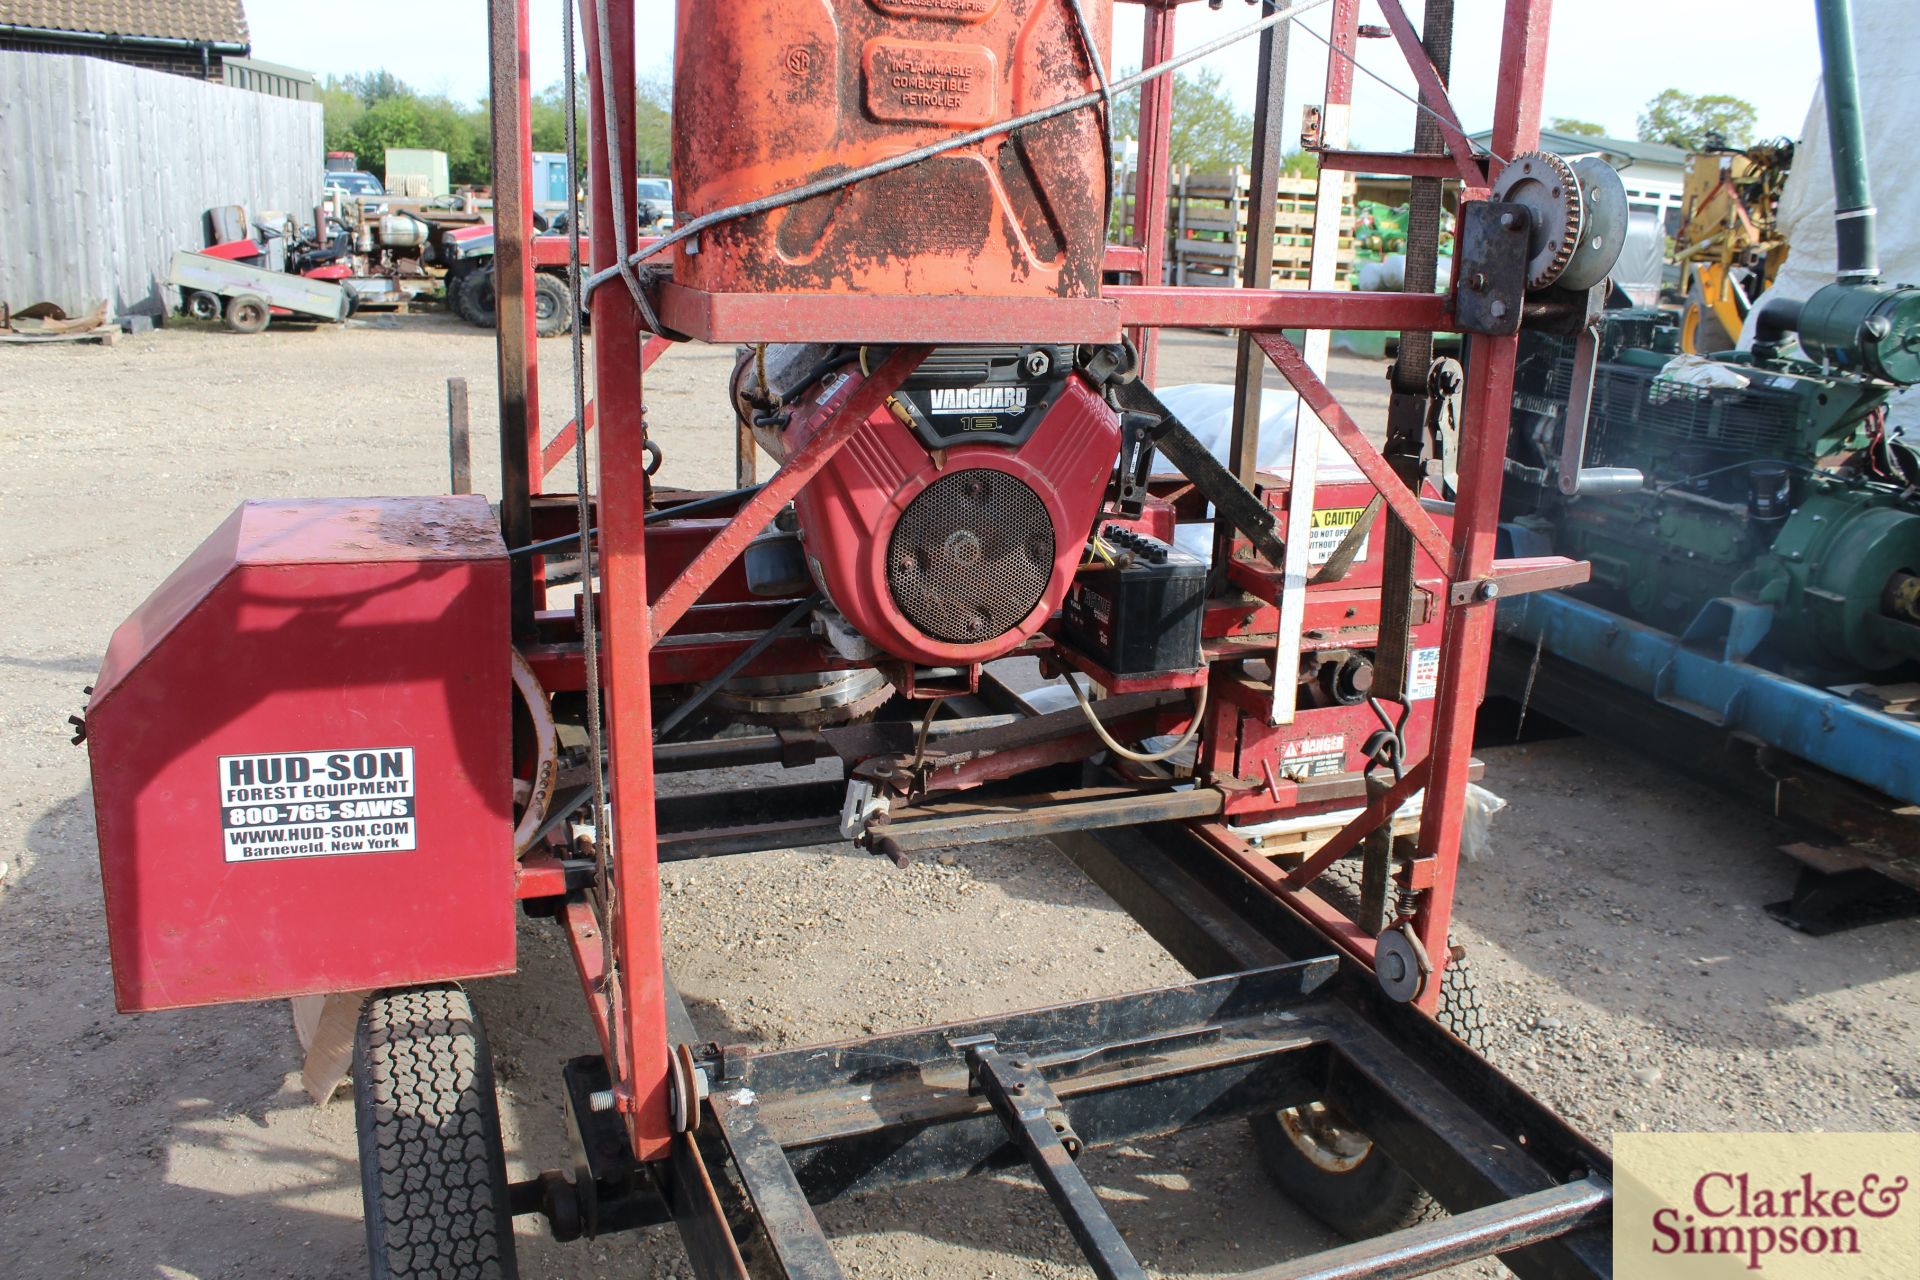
578,0,671,1159
1406,0,1552,1013
1131,1,1177,383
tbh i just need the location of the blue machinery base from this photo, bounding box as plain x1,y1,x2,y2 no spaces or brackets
1495,591,1920,811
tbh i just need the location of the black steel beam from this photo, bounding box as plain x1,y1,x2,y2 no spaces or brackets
969,1045,1146,1280
486,0,536,637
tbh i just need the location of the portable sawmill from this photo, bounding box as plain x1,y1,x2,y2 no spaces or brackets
79,2,1622,1276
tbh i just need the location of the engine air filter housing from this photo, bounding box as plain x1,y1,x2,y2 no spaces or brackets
887,468,1055,643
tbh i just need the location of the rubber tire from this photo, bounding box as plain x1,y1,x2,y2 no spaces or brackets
1250,858,1486,1240
354,985,519,1280
224,293,270,335
186,290,221,322
531,273,571,338
456,268,497,329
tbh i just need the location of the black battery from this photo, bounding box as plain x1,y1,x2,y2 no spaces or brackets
1062,525,1207,675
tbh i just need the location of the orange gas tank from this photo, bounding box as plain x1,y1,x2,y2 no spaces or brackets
672,0,1114,308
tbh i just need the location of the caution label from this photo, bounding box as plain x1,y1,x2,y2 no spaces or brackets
218,748,417,863
1280,733,1347,779
1307,507,1370,566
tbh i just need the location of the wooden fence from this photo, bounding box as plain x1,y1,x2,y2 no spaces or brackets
0,52,324,316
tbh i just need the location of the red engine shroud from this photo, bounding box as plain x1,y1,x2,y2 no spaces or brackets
787,372,1121,667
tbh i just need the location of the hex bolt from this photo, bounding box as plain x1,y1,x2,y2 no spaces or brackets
1501,210,1522,231
1469,273,1487,292
1023,350,1052,377
1475,580,1501,602
1490,300,1508,320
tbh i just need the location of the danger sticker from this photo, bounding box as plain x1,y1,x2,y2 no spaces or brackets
1307,507,1369,566
218,748,417,862
1280,733,1347,779
1406,647,1440,701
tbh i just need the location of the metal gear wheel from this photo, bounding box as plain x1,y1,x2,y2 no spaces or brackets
1490,151,1586,290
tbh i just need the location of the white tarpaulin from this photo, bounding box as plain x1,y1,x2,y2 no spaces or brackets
1740,0,1920,428
1149,384,1368,565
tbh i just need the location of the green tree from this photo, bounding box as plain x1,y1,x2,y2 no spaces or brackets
318,80,366,156
1549,116,1606,138
1282,150,1319,179
1111,67,1254,174
342,69,410,107
1637,90,1757,150
635,76,673,177
318,70,667,189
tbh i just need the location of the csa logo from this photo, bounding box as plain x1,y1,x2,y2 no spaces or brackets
1615,1133,1919,1276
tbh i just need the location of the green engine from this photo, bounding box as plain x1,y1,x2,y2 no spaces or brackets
1505,283,1920,680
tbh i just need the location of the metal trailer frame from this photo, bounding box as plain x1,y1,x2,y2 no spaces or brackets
476,1,1613,1275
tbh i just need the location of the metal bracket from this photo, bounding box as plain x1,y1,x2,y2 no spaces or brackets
1453,201,1531,335
965,1043,1139,1280
839,779,890,840
1110,380,1289,568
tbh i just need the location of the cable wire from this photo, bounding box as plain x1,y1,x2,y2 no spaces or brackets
583,0,1340,298
1063,671,1209,765
564,0,620,1089
1292,17,1507,165
591,0,663,331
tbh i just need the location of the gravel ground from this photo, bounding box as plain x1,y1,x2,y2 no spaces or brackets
2,313,1917,1279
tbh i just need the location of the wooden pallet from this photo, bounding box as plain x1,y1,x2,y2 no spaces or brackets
1166,166,1356,290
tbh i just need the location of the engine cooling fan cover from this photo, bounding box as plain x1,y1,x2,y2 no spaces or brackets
886,469,1055,643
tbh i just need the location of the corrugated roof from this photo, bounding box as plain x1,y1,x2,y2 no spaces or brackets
1469,128,1690,169
0,1,248,45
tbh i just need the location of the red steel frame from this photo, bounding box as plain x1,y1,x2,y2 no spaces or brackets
486,0,1565,1159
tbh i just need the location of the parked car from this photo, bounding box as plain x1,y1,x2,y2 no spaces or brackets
324,170,386,198
636,177,673,231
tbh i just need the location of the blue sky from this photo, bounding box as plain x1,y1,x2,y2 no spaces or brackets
248,0,1826,149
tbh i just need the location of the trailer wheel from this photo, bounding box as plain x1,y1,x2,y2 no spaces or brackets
185,290,222,322
455,269,497,328
531,274,571,338
354,985,519,1280
1250,858,1485,1239
224,294,270,335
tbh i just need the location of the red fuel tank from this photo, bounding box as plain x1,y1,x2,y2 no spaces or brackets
672,0,1113,303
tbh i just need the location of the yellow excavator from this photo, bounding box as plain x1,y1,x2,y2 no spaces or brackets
1675,138,1794,352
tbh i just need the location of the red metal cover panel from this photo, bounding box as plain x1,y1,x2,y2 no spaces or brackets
86,498,515,1012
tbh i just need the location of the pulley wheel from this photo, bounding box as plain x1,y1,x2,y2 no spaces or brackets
1490,151,1585,291
1374,926,1429,1003
1556,156,1629,292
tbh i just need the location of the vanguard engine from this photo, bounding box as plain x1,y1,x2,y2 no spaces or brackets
734,344,1122,672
